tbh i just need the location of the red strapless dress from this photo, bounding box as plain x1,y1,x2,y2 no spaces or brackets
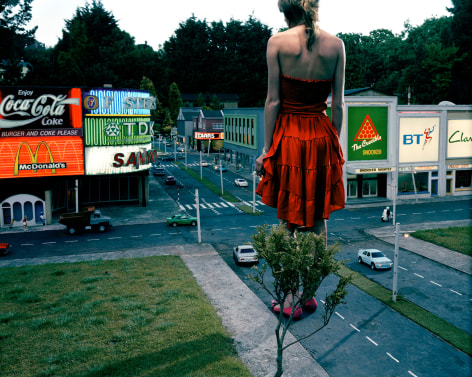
256,74,345,227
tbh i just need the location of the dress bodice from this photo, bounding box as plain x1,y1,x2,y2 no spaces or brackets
279,74,332,116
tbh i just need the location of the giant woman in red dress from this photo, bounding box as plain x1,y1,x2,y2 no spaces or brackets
256,0,345,239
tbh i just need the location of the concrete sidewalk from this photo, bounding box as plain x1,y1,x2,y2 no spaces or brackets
366,219,472,276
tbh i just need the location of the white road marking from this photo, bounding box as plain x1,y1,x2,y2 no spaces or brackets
131,235,142,238
212,203,222,208
430,280,442,287
335,218,344,221
108,237,122,240
219,202,228,208
366,336,378,346
399,266,408,271
42,242,56,245
88,239,100,241
186,204,193,210
426,211,435,214
450,290,463,296
350,324,360,332
412,212,421,215
335,312,345,320
320,299,325,305
212,229,223,231
387,353,400,363
454,209,464,212
150,234,161,236
408,371,419,377
21,243,34,246
229,227,241,230
179,204,186,211
414,273,424,278
441,209,451,212
351,217,361,220
65,240,78,243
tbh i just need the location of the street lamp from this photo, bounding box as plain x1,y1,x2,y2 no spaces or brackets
392,223,410,302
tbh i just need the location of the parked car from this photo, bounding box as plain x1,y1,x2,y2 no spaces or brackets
233,245,259,265
153,167,165,176
201,161,209,167
165,176,176,185
214,165,227,172
0,243,10,256
358,248,393,270
166,214,198,227
234,178,248,187
161,155,174,161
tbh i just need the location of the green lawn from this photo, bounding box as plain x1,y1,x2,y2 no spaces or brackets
411,226,472,256
0,256,252,377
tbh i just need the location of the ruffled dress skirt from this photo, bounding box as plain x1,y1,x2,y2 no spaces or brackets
256,75,345,228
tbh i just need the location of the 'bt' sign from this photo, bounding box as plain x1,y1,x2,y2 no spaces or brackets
399,117,440,163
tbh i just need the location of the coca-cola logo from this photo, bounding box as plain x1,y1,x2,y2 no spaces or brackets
0,93,80,129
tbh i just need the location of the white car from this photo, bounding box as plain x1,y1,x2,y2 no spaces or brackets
201,161,209,167
233,245,259,265
234,178,248,187
358,249,393,270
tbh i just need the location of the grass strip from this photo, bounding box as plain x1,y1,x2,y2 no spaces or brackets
0,256,253,377
411,226,472,256
337,264,472,356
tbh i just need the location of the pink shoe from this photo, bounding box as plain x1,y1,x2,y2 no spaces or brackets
282,305,303,320
303,297,318,313
271,300,281,314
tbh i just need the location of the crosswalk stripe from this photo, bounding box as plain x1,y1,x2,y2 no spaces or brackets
219,202,228,208
200,204,207,209
185,204,193,210
205,203,214,209
179,204,186,211
257,200,264,206
212,203,222,208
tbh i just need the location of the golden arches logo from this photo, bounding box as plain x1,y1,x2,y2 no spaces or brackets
14,142,56,176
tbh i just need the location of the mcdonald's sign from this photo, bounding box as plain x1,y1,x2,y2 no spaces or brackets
0,137,84,179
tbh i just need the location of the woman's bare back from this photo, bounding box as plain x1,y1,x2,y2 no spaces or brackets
275,26,343,81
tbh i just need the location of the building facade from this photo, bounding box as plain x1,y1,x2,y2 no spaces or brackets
223,97,472,203
0,87,157,228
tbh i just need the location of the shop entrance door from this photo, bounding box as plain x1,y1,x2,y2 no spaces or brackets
347,180,358,199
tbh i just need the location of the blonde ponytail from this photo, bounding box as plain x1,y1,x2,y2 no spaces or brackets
278,0,320,50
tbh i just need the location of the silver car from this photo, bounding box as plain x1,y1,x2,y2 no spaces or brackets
233,245,259,265
358,248,393,270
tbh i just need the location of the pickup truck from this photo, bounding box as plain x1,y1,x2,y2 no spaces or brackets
0,243,9,256
58,206,112,235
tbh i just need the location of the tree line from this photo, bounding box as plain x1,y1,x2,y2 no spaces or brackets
1,0,471,128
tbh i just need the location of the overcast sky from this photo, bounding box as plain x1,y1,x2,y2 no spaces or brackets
30,0,453,50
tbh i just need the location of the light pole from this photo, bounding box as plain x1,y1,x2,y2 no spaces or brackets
252,171,257,214
392,222,400,302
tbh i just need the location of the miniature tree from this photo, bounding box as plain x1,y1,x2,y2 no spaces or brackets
250,225,351,377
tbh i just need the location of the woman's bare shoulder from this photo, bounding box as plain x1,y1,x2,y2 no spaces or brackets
319,29,344,48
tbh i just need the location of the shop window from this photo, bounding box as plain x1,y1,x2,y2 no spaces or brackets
455,170,472,190
24,201,33,220
398,172,429,193
2,203,12,225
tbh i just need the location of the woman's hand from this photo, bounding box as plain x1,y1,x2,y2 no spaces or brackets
255,153,266,177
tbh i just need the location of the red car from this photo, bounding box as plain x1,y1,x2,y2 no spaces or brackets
0,243,10,256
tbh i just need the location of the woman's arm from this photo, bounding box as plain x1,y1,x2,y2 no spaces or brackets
255,36,281,174
331,39,345,136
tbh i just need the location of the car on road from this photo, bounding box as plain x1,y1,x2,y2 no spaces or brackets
234,178,248,187
161,155,174,161
358,248,393,270
214,165,227,172
0,243,10,256
233,245,259,265
153,167,165,176
165,176,176,185
166,214,198,227
201,161,209,167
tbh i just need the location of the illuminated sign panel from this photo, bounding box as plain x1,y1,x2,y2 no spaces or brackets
195,132,224,140
0,87,82,131
0,137,84,179
84,117,153,146
447,119,472,159
347,107,388,161
399,117,440,163
83,89,155,116
85,144,157,175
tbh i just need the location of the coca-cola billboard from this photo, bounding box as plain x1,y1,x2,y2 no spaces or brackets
0,87,83,135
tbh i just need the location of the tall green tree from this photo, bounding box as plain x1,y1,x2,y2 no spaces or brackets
168,82,183,122
52,0,142,87
0,0,37,84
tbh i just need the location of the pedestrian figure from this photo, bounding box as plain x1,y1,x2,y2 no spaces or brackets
23,216,28,231
9,218,14,228
40,212,45,226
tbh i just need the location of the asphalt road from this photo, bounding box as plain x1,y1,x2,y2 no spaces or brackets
2,153,471,377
